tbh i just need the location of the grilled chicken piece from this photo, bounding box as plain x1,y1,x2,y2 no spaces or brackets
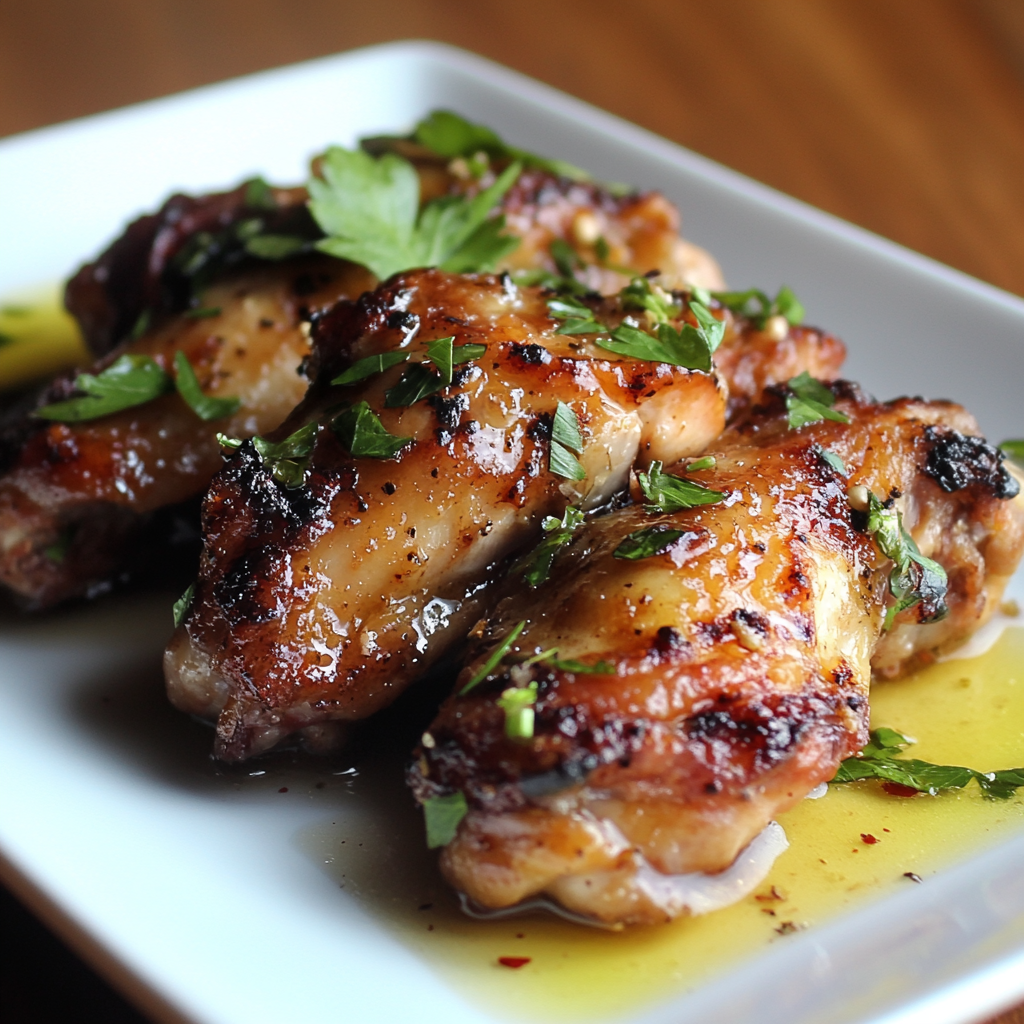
409,383,1024,925
164,269,730,760
3,162,726,609
0,257,373,608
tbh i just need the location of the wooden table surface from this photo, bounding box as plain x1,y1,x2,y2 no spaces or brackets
1,2,1023,1022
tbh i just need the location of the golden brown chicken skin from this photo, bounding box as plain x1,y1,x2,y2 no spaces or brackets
0,256,372,608
2,161,728,609
164,269,730,760
409,383,1024,925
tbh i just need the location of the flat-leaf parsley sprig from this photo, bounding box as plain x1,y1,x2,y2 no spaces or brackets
308,146,522,280
785,372,850,430
832,727,1024,799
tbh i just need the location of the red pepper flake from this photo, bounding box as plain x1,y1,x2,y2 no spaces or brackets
754,885,786,902
882,782,919,798
278,787,289,793
860,833,878,845
498,956,532,969
903,872,923,883
774,921,802,936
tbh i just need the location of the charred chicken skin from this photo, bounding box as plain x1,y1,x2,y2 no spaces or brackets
165,269,733,760
2,160,727,608
409,384,1024,925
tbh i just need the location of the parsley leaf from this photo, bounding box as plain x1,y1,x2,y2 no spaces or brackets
545,654,614,674
425,336,457,385
620,277,680,323
173,352,241,421
514,506,585,587
785,371,850,429
815,445,848,476
460,620,527,694
333,401,412,459
413,109,590,182
423,791,468,849
1000,439,1024,467
244,234,310,260
384,363,443,407
173,583,195,628
35,354,173,422
594,300,723,371
832,728,1024,799
330,351,410,387
547,297,604,335
243,176,277,210
309,146,522,279
713,285,805,327
497,681,539,740
614,525,687,560
637,460,724,512
549,401,586,481
252,421,319,488
864,491,949,629
687,455,716,471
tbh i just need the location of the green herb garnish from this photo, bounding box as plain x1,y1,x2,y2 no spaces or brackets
547,297,603,335
515,506,585,587
172,582,196,628
864,491,948,630
528,651,614,674
595,300,723,372
816,445,848,476
687,455,717,471
423,791,469,849
184,306,221,319
244,234,310,260
309,146,521,279
414,109,590,182
785,371,850,429
549,401,586,481
384,363,443,407
497,681,539,740
620,277,681,324
460,620,527,694
613,526,687,560
1000,439,1024,466
172,352,241,421
243,177,277,210
637,461,724,513
252,421,319,487
713,285,805,327
35,354,173,422
333,401,412,459
832,727,1024,799
330,351,410,387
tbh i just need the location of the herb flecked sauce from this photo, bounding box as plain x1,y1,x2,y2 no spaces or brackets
300,627,1024,1022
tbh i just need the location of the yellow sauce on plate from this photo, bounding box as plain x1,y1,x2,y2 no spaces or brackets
0,287,87,392
301,626,1024,1022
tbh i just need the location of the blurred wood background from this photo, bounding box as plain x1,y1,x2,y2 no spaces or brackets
1,1,1023,1022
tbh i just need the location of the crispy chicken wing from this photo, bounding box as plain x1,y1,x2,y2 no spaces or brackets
164,269,730,760
2,159,733,609
409,384,1024,925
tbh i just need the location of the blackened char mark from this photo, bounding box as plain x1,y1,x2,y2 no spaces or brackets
923,425,1019,499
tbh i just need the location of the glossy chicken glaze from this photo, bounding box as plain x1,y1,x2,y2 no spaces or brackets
409,385,1024,925
164,269,730,760
3,162,725,608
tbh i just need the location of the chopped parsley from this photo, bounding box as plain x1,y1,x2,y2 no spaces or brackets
252,421,319,488
309,146,521,279
172,352,241,421
548,297,603,335
35,354,173,422
413,109,590,182
243,176,277,210
863,491,948,630
687,455,717,472
595,301,723,372
331,350,410,386
620,277,680,323
184,306,221,319
514,506,585,587
423,791,468,849
333,401,412,459
613,525,687,560
549,401,586,481
526,649,614,674
172,582,196,628
244,234,310,260
785,372,850,429
832,728,1024,799
815,445,848,476
460,620,527,694
637,461,723,513
713,285,805,327
497,681,539,740
1000,439,1024,466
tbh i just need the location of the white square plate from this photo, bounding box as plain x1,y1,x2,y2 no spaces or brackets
2,40,1024,1024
